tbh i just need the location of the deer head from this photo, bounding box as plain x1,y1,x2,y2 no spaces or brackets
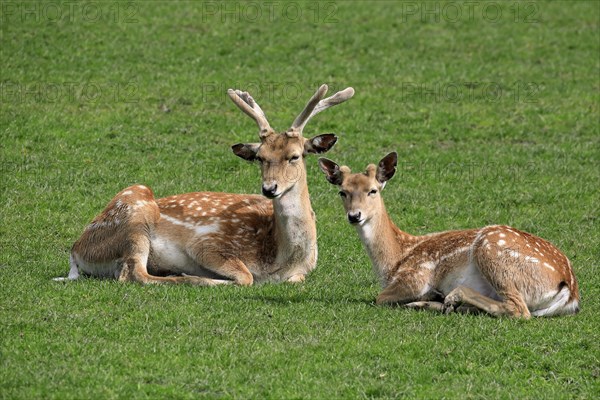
229,84,354,198
319,152,398,225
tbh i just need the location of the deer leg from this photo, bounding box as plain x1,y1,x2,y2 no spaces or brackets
188,248,254,286
376,269,432,306
127,265,220,285
443,285,530,318
286,274,305,283
53,255,80,282
462,244,533,318
127,261,219,285
122,234,219,286
404,301,444,312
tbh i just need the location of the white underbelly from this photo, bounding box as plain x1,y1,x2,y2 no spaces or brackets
150,234,199,274
439,262,500,300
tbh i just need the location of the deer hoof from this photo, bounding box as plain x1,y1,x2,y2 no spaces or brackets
443,288,465,314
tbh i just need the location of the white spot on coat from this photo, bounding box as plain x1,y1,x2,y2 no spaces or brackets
161,214,221,236
543,262,555,271
420,261,436,270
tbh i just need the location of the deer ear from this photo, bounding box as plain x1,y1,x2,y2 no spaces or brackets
304,134,338,155
376,152,398,184
318,158,343,185
232,143,260,161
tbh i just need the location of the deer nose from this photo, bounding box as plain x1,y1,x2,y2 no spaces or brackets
262,183,278,198
347,211,362,224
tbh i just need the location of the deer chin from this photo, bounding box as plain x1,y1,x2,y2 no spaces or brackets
349,218,365,226
263,191,281,199
268,182,302,200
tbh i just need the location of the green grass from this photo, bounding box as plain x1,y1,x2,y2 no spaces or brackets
1,1,599,398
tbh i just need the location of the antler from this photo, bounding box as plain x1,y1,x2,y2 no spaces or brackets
289,84,355,137
227,89,273,139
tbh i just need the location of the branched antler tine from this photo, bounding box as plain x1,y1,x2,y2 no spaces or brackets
311,87,355,116
227,89,272,137
291,84,329,131
292,86,355,133
239,90,269,120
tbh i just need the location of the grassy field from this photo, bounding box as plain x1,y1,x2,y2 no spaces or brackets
1,0,599,398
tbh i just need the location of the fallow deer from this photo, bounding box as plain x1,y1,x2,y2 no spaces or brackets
56,84,354,285
319,152,580,318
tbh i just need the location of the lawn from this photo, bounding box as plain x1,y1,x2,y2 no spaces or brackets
1,1,599,398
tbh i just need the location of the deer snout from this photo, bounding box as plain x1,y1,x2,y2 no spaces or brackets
347,211,362,224
262,182,279,198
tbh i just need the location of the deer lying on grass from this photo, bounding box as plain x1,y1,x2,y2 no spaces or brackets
319,152,580,318
56,84,354,285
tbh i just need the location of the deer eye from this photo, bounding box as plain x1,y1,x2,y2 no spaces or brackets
368,189,378,196
338,191,347,198
289,155,300,163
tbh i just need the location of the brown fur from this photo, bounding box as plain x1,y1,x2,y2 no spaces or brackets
60,84,354,286
319,153,580,318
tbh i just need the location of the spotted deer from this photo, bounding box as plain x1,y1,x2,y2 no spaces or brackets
319,152,580,318
56,84,354,285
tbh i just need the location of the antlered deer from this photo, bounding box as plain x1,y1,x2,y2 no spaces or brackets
319,152,579,318
56,84,354,285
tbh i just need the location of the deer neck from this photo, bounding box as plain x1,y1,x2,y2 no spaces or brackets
355,201,418,287
271,173,316,265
